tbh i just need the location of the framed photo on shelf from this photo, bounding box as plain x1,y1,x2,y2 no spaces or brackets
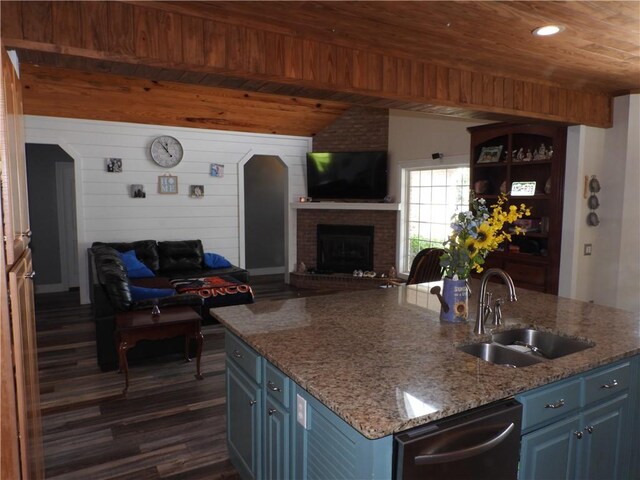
158,174,178,194
477,145,503,164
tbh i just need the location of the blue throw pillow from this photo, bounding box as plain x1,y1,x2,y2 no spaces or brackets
129,285,175,302
204,252,232,269
119,250,155,278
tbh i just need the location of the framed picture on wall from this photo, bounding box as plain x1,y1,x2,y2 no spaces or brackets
130,184,146,198
210,163,224,177
158,174,178,194
106,157,122,172
190,185,204,198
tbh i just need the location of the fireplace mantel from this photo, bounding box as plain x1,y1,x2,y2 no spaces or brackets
291,202,400,211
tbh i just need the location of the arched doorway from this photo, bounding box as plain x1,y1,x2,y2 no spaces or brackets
243,155,287,277
25,144,79,293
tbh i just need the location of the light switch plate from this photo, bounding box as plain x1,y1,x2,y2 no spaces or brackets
296,394,307,429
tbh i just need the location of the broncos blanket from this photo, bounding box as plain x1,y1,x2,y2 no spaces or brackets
170,275,254,309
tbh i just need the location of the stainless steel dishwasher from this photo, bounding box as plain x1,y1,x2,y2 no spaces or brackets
394,398,522,479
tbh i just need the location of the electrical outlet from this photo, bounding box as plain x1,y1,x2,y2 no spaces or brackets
296,394,307,429
584,244,592,256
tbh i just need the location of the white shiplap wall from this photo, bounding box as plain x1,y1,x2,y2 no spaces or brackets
24,116,311,304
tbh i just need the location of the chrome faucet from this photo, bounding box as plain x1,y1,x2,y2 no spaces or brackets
474,268,517,335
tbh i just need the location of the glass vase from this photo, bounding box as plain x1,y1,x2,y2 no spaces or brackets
439,278,468,323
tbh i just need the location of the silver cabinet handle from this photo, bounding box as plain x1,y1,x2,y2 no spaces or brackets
267,380,281,392
600,379,618,389
545,399,565,409
232,350,243,359
249,400,256,406
574,431,583,439
414,423,514,465
24,271,36,279
585,425,594,434
268,408,277,416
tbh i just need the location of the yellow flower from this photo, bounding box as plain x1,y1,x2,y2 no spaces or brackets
465,237,479,257
473,222,494,250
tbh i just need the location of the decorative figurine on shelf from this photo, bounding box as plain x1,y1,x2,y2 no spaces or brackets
548,146,554,159
525,149,533,162
297,261,306,273
516,148,525,161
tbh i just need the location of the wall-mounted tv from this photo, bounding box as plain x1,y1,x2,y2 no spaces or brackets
306,151,388,201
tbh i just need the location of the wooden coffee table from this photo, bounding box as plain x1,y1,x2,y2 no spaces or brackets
115,306,204,394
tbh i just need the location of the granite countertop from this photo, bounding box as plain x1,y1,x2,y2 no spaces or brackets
211,280,640,440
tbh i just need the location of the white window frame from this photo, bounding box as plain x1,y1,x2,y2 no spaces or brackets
398,155,470,274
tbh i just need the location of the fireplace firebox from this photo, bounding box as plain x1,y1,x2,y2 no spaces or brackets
317,224,374,273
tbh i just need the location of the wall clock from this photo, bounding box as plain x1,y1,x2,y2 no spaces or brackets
150,135,184,168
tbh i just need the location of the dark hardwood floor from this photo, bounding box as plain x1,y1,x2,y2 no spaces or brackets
35,275,334,480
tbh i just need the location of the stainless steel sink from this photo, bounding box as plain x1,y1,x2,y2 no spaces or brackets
458,343,542,368
491,328,594,359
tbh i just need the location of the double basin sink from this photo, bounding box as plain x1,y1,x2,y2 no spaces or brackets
458,328,594,368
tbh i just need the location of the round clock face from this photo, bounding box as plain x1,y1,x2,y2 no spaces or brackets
150,135,184,168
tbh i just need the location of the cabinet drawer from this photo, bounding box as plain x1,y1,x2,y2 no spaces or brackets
583,361,630,406
518,378,581,431
265,362,290,408
226,332,261,383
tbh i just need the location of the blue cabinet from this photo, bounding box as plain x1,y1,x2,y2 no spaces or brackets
519,414,580,480
225,331,391,480
577,394,630,480
227,361,262,480
517,356,638,480
226,363,262,480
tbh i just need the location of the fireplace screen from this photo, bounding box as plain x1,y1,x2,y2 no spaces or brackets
317,224,374,273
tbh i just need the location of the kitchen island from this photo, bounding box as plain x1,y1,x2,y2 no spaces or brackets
212,281,640,479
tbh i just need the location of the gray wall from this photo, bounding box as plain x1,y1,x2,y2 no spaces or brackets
244,155,286,271
25,144,73,286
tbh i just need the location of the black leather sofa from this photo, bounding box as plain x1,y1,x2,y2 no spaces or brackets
89,239,249,371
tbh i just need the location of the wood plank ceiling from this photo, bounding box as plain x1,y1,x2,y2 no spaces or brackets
2,1,639,129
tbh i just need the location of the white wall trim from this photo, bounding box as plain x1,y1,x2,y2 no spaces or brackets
35,283,66,294
249,266,286,276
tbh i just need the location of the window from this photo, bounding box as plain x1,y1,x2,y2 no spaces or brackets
403,166,469,272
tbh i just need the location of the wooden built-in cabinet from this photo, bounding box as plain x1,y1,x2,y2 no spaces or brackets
468,123,567,294
0,43,44,480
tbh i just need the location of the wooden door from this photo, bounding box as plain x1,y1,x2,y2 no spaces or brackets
1,43,42,480
8,249,44,480
1,45,30,266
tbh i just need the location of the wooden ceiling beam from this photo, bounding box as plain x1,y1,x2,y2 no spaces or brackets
1,1,612,127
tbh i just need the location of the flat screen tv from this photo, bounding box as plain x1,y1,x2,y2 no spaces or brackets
306,151,388,201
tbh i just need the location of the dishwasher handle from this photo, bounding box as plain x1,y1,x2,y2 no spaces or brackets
414,422,515,465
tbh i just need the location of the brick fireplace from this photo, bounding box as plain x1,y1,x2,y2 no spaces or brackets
295,207,398,276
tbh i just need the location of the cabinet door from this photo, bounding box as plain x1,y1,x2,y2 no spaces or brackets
519,414,580,480
1,45,30,265
226,362,261,480
8,249,43,479
577,394,629,480
265,397,290,480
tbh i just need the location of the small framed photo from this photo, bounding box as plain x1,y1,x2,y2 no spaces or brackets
158,174,178,194
210,163,224,177
190,185,204,198
130,184,146,198
106,157,122,172
477,146,503,164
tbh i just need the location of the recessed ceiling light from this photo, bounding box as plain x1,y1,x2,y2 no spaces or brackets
532,25,564,36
